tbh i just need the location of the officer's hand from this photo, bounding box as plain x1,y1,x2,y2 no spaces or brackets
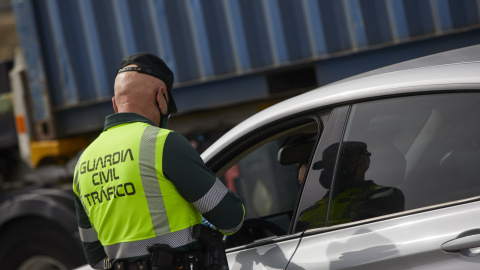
202,217,216,230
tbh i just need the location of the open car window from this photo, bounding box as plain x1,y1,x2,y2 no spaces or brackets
216,116,323,248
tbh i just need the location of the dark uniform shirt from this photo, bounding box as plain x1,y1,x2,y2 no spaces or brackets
73,113,244,268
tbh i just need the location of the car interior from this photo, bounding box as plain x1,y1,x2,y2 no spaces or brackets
218,120,320,248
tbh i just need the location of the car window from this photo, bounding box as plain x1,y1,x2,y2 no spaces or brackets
218,117,321,247
297,93,480,230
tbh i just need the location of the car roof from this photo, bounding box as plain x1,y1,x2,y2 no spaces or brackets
201,45,480,161
331,44,480,85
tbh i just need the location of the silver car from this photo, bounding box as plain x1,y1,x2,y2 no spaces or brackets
76,45,480,270
201,44,480,269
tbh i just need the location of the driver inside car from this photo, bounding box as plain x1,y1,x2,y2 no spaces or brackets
296,142,405,230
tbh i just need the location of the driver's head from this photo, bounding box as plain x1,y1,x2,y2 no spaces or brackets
113,53,176,128
340,142,371,175
337,142,371,183
314,141,371,188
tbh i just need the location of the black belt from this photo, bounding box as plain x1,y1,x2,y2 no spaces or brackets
113,260,150,270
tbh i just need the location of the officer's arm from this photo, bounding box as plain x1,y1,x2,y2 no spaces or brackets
163,132,245,235
73,173,107,269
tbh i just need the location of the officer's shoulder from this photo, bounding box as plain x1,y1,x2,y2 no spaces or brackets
164,130,190,144
164,131,198,158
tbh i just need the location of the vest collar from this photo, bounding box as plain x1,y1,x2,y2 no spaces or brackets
104,113,157,131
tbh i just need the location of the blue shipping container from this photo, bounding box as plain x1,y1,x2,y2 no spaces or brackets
12,0,480,138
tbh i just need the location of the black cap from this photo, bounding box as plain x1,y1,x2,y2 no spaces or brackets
313,142,371,170
117,52,177,114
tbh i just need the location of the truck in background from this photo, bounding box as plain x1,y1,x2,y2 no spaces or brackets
1,0,480,269
0,51,87,269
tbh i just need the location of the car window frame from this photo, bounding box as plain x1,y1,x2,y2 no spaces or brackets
204,110,330,250
292,106,350,233
205,109,326,174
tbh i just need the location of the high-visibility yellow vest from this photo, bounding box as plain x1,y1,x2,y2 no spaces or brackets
73,122,202,248
298,183,382,228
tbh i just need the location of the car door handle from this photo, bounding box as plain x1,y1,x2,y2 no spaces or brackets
441,234,480,252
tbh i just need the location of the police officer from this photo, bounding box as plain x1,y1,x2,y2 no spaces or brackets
73,52,245,269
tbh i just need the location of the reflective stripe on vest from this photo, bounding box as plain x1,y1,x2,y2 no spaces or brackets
78,227,99,243
104,227,195,259
139,126,170,236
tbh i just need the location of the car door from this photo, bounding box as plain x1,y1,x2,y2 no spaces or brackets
289,92,480,269
205,110,334,270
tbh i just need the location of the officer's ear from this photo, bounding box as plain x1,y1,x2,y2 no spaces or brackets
157,86,169,115
112,96,119,113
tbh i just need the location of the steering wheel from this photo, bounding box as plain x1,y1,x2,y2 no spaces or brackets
225,218,287,248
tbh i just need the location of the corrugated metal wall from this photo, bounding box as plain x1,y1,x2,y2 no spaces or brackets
12,0,480,138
